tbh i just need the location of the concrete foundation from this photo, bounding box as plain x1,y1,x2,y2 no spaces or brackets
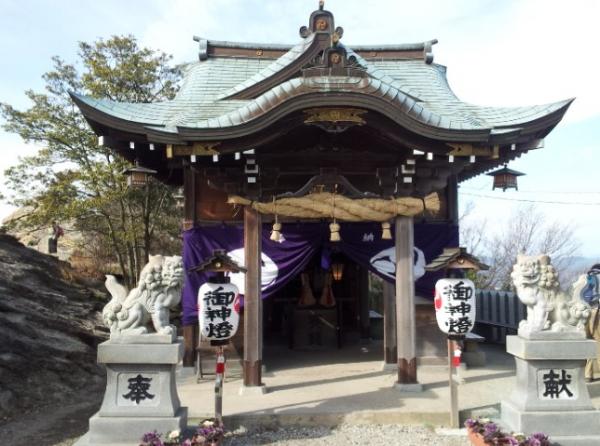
501,335,600,445
75,337,188,446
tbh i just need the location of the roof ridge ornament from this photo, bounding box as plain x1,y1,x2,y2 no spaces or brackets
299,1,342,40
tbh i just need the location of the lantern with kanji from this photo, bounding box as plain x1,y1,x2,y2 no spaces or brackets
189,250,246,342
426,247,488,338
434,278,476,337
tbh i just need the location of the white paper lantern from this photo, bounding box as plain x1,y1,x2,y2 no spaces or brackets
198,280,240,341
434,278,476,336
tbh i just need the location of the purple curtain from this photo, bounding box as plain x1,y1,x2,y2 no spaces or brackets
182,222,458,325
182,224,324,325
338,222,458,297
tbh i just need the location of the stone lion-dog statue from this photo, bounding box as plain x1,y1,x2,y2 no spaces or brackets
102,255,184,337
511,254,591,338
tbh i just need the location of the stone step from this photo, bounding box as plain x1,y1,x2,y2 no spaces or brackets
549,436,600,446
502,400,600,436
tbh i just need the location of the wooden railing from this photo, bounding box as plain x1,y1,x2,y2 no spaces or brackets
474,289,527,344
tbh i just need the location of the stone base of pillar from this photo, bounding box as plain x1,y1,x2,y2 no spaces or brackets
393,382,423,392
501,335,600,445
238,384,268,396
74,336,187,445
381,361,397,372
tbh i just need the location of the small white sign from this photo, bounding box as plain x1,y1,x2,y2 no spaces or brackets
434,278,476,336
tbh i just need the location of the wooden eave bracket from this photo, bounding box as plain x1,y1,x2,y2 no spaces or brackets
166,142,221,158
447,143,500,159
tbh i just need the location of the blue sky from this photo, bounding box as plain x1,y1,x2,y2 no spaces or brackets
1,0,599,255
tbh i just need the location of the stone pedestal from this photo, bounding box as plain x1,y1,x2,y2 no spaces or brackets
75,336,187,446
501,335,600,446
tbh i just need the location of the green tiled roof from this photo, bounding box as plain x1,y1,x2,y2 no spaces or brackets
70,33,572,142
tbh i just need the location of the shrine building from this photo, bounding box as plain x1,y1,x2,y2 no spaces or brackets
71,3,571,392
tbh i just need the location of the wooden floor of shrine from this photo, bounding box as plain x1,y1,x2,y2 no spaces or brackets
176,341,600,427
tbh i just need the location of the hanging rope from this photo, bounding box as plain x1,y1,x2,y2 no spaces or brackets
227,192,440,221
270,196,282,241
329,184,341,241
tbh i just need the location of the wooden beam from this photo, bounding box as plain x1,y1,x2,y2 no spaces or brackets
173,142,220,156
395,216,420,388
358,267,370,339
243,206,263,387
182,164,198,366
183,165,197,230
383,280,397,365
446,175,459,225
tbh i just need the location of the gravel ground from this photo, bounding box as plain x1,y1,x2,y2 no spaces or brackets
48,423,470,445
221,424,470,446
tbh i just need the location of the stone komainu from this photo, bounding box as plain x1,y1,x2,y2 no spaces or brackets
103,255,184,336
511,254,591,337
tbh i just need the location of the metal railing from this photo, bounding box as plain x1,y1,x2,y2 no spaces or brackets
474,289,527,344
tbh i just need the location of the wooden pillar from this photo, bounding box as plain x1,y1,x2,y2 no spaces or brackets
358,267,370,340
182,324,197,367
446,175,459,225
383,281,397,366
395,216,420,388
182,164,197,231
243,206,263,387
182,164,197,367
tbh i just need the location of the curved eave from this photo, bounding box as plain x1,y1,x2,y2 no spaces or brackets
160,79,573,145
70,85,573,147
69,91,168,139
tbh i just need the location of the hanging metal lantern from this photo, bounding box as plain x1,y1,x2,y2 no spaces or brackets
173,187,185,209
487,165,525,191
331,262,344,281
122,161,157,188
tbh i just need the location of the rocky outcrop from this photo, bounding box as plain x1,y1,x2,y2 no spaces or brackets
0,234,108,420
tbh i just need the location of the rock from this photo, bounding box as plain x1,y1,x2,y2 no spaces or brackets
0,390,14,412
0,234,108,420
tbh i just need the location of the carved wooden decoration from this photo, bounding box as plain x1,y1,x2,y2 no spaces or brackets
173,142,221,157
447,143,500,159
303,108,366,133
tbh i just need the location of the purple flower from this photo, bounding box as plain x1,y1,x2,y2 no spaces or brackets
196,423,224,441
140,430,165,446
465,418,479,429
526,432,550,446
484,422,499,436
505,436,519,446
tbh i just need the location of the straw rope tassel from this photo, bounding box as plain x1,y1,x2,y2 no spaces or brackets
330,185,341,242
381,221,392,240
270,196,281,241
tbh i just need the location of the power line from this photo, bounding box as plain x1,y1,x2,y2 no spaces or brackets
461,186,600,195
459,192,600,206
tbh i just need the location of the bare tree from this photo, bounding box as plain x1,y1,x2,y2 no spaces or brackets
461,204,580,290
459,200,487,257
